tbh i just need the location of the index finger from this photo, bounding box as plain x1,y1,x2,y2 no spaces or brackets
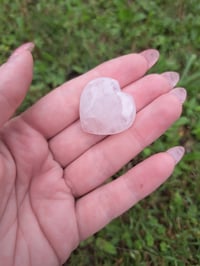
21,50,158,139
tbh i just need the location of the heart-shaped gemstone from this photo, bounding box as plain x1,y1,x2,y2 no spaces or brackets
79,77,136,135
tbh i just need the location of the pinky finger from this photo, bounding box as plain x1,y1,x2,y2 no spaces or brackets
76,146,185,240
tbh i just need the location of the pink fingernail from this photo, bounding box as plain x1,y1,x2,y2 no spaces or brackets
8,42,35,62
171,87,187,104
167,146,185,164
161,71,180,87
140,49,160,68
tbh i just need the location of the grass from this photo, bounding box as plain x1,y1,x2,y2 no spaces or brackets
0,0,200,265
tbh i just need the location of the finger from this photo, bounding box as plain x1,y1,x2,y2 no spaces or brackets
7,42,34,61
0,48,33,127
64,88,186,197
49,72,179,166
76,147,185,240
22,50,158,139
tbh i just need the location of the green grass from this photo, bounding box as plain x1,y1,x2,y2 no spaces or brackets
0,0,200,265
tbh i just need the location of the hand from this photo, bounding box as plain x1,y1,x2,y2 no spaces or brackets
0,43,185,266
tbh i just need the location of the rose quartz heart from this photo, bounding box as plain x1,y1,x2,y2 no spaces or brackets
79,77,136,135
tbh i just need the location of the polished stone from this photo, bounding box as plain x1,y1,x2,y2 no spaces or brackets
79,77,136,135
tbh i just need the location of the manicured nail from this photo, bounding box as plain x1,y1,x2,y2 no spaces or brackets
140,49,160,68
161,71,180,87
8,42,35,62
171,87,187,103
167,146,185,164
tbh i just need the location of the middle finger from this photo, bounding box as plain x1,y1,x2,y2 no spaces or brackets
49,72,179,166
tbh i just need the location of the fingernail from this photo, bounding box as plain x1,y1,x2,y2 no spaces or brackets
167,146,185,164
161,71,180,87
140,49,160,68
171,87,187,103
8,42,35,62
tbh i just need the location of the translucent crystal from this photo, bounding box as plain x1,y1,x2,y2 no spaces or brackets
79,77,136,135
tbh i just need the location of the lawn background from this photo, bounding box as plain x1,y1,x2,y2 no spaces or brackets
0,0,200,265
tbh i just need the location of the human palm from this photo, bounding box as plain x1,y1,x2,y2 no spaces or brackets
0,45,185,266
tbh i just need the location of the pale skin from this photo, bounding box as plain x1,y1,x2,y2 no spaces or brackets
0,44,185,266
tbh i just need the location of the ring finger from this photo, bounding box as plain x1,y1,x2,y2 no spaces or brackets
64,88,186,197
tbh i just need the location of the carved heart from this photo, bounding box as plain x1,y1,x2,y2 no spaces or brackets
79,77,136,135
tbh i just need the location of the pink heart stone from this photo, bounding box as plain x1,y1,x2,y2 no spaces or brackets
79,77,136,135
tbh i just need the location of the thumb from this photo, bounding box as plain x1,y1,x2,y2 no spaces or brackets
0,43,34,127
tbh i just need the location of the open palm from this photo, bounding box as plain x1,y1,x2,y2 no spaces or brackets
0,46,185,266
